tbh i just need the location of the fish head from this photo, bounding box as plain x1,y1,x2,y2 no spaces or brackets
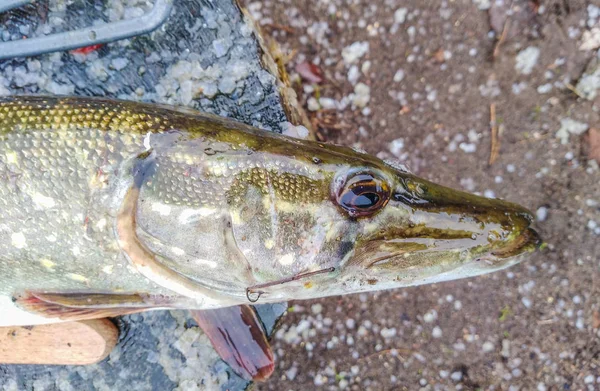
131,129,541,303
243,139,542,302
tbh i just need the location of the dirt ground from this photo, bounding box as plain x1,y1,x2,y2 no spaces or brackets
243,1,600,390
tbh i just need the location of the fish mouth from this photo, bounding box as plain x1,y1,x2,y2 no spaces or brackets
349,220,542,274
490,226,542,259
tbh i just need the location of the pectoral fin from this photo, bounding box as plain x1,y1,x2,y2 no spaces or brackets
191,305,274,382
14,291,186,322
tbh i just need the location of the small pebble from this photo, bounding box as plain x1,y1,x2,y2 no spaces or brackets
537,83,552,93
307,97,319,111
111,57,129,71
394,8,408,24
393,69,405,82
380,327,397,338
482,341,495,353
515,46,540,75
311,303,323,314
296,319,311,333
423,310,437,323
346,318,356,329
450,371,463,381
314,373,326,386
286,366,298,381
536,206,548,222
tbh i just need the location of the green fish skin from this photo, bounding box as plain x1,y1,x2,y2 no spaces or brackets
0,96,540,326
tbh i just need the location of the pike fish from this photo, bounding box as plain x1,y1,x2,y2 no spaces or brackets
0,96,540,380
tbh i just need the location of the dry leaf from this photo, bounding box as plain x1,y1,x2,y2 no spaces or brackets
432,48,446,63
587,128,600,163
295,62,324,84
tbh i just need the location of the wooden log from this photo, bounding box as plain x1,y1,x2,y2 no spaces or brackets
0,320,118,365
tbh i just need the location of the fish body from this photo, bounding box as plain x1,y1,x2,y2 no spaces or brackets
0,96,540,327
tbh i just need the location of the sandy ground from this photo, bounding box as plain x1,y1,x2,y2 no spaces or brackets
243,1,600,390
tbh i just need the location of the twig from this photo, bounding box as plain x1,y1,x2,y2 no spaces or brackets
262,23,295,34
493,20,510,59
358,348,413,363
564,83,584,99
489,103,500,165
493,0,515,59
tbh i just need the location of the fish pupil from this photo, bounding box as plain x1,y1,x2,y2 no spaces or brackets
353,192,379,208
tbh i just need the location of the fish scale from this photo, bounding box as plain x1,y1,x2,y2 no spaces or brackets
0,124,158,295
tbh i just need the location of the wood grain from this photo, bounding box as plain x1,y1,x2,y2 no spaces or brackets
0,319,118,365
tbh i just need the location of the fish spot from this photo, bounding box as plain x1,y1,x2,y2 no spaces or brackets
31,192,56,209
11,232,26,249
171,247,186,256
5,151,18,164
102,265,114,274
95,218,107,231
151,203,172,216
191,258,218,268
278,253,295,266
72,246,81,256
67,273,89,283
46,235,57,242
230,210,243,225
178,208,215,224
143,132,152,150
264,239,275,249
39,258,56,271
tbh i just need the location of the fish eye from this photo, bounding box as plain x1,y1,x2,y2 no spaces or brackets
334,170,391,217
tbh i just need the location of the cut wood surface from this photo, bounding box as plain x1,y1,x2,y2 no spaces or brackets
0,319,118,365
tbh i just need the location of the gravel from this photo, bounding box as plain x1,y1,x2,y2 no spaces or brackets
253,1,600,390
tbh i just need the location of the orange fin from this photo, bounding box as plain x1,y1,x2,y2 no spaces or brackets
14,291,181,322
191,305,274,382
